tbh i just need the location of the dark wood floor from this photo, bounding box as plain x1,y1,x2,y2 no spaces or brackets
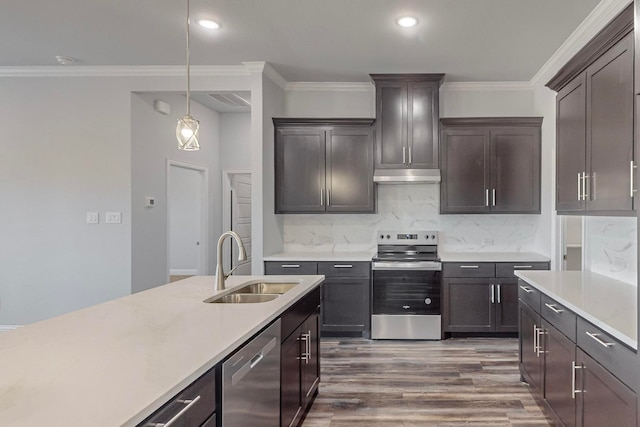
303,338,553,427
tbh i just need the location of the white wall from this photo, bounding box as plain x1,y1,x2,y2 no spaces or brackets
131,92,221,293
220,113,251,171
0,70,252,325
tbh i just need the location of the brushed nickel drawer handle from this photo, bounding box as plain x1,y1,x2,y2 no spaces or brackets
460,265,479,269
544,303,564,314
153,395,202,427
333,264,353,268
281,264,300,268
571,361,583,399
519,285,533,293
586,331,615,348
514,265,533,269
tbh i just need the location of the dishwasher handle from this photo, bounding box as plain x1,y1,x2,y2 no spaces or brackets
231,336,277,386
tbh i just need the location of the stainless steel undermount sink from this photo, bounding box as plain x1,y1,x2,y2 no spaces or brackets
205,293,280,304
203,280,300,304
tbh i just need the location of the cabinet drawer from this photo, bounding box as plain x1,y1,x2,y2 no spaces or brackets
318,261,370,278
517,280,541,312
540,295,576,341
577,317,639,392
281,287,321,340
496,262,549,278
443,262,495,278
265,261,317,275
139,368,216,427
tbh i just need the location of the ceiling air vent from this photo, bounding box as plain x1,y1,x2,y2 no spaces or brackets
208,92,251,107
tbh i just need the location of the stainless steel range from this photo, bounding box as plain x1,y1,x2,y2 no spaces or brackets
371,230,442,340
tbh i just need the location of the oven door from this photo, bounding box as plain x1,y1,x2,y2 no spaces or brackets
372,269,441,315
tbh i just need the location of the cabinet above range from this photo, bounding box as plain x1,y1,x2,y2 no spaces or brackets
440,117,542,214
273,118,375,214
370,74,444,183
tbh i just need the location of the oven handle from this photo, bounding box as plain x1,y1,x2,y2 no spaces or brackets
372,261,442,271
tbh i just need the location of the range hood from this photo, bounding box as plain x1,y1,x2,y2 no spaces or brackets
373,169,441,184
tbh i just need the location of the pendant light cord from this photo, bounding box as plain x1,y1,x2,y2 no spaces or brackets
186,0,191,116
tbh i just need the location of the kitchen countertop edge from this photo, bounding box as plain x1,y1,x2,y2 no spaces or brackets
515,270,637,350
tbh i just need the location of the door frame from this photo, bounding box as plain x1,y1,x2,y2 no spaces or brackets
557,215,586,271
222,169,251,273
166,160,209,280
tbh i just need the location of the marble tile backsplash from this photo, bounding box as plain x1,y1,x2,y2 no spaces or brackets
283,184,541,253
585,216,637,285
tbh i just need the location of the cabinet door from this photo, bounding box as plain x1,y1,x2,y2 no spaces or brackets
321,278,369,334
543,321,577,427
519,301,543,396
275,128,325,213
301,312,320,407
443,278,494,332
325,127,375,213
490,127,541,213
375,81,407,168
281,331,302,427
556,74,586,212
407,81,439,168
440,128,491,213
494,279,518,332
586,33,634,212
577,348,637,427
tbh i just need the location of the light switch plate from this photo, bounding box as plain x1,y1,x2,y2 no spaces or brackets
86,212,99,224
105,212,122,224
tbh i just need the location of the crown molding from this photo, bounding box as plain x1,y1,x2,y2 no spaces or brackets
530,0,632,88
285,82,373,92
242,61,288,89
442,81,533,91
0,65,250,78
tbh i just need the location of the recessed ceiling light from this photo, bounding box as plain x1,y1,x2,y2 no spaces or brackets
396,16,418,28
55,56,74,65
198,19,220,30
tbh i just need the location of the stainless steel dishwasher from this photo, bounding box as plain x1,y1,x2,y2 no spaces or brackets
222,319,281,426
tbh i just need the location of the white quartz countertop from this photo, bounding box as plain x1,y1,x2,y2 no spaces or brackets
0,275,324,427
515,271,637,349
439,252,550,263
264,251,374,262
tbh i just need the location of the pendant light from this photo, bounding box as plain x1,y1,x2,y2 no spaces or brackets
176,0,200,151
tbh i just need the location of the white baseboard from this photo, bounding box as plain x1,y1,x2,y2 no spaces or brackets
0,325,22,333
170,269,198,276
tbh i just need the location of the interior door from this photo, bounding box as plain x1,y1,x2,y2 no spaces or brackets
229,173,252,275
169,164,204,276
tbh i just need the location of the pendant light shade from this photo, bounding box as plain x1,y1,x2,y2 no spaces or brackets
177,114,200,150
177,0,200,151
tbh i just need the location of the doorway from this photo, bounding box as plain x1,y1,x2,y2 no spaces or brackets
222,171,252,275
167,161,208,279
560,216,583,271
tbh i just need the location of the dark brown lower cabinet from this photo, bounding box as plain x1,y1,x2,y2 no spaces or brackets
577,348,637,427
543,321,576,427
321,277,369,335
281,289,320,427
443,278,518,333
519,301,543,396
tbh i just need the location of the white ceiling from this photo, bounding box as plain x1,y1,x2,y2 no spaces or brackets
1,0,601,82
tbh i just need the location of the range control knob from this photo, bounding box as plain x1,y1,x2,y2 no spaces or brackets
425,298,432,305
386,235,391,239
380,234,384,239
424,235,429,240
431,235,436,240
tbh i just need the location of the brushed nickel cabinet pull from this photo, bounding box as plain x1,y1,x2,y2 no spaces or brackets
408,146,413,164
514,265,532,269
490,284,495,304
281,264,300,268
333,264,353,268
402,146,407,164
320,188,324,206
497,284,501,304
631,161,637,198
519,285,533,293
492,189,496,206
586,331,614,348
571,361,583,399
577,172,582,201
485,189,489,207
327,188,331,206
544,303,565,314
159,395,202,427
460,265,479,269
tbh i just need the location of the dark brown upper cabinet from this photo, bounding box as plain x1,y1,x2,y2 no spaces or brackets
370,74,444,169
440,118,542,214
274,118,375,214
548,5,634,215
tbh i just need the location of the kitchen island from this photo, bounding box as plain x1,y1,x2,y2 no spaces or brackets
0,274,324,427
